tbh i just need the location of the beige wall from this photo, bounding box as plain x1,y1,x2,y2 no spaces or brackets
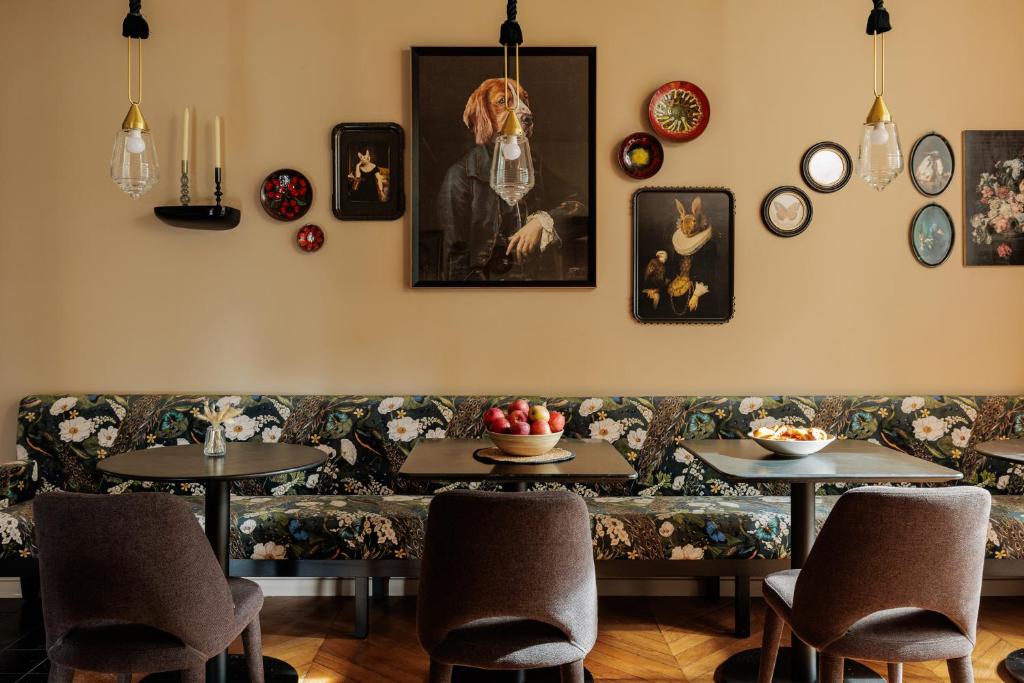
2,0,1022,450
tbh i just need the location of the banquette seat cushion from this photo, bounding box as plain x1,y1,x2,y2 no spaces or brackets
4,394,1024,563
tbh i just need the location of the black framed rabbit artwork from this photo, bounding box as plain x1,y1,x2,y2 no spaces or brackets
632,187,735,324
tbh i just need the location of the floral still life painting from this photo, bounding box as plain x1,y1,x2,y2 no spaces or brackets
964,130,1024,265
632,188,734,323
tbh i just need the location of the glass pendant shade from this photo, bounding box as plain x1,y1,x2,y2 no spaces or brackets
111,104,159,198
489,110,535,206
856,96,903,191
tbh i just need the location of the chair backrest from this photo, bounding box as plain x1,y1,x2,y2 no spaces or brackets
416,490,598,655
34,492,237,657
791,486,991,649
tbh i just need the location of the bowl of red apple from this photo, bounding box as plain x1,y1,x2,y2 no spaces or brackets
483,399,566,457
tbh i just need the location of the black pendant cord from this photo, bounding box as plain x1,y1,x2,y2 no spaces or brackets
499,0,523,46
123,0,149,39
866,0,891,35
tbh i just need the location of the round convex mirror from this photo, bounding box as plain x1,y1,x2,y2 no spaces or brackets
801,142,853,193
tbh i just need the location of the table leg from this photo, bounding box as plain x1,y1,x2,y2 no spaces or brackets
716,482,882,683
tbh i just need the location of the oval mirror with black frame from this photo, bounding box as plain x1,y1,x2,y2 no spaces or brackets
910,132,955,197
801,141,852,193
761,186,813,237
909,203,955,267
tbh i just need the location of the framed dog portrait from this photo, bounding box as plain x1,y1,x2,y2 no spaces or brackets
411,47,597,287
332,123,405,221
632,187,734,324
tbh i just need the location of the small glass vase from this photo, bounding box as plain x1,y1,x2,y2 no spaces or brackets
204,425,227,457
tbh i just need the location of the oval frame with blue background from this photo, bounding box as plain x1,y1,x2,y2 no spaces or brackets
910,203,955,267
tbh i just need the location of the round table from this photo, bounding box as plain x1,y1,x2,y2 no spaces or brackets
977,439,1024,682
97,443,326,683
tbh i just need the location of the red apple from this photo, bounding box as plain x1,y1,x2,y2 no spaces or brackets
483,407,505,426
530,420,552,435
508,409,528,425
508,421,531,435
548,411,565,433
489,418,511,433
528,404,550,423
509,398,530,415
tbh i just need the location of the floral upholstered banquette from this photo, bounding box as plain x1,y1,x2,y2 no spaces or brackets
5,394,1024,565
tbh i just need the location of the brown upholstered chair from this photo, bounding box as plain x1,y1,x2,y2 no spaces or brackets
34,492,265,683
758,486,991,683
417,490,598,682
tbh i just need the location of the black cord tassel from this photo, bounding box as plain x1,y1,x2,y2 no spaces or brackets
499,0,523,46
122,0,149,39
866,0,891,35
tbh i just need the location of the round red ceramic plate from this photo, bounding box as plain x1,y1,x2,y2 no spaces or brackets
296,224,324,252
648,81,711,142
260,169,312,222
618,132,664,179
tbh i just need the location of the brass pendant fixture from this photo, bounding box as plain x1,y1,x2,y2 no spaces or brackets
856,0,904,191
111,2,159,199
488,1,535,206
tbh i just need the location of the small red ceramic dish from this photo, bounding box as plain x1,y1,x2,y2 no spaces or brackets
648,81,711,142
296,224,324,252
260,169,312,221
618,132,664,179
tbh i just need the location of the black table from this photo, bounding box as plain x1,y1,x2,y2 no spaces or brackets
683,439,963,683
401,437,637,682
399,437,638,491
976,439,1024,682
97,443,326,683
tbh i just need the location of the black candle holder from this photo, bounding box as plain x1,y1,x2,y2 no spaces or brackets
155,165,240,230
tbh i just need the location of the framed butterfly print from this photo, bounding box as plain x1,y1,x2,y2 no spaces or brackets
761,186,813,237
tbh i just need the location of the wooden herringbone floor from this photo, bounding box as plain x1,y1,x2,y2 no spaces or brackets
226,596,1023,682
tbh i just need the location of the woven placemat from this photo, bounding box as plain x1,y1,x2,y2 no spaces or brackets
473,447,575,465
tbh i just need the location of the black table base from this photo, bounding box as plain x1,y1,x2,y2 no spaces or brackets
1005,648,1024,681
452,665,593,682
718,648,883,683
142,655,298,683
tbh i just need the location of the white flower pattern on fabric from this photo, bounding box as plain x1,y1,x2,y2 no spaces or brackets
50,397,78,416
316,444,336,459
673,447,693,464
339,439,358,465
251,542,287,560
225,415,257,441
15,445,27,461
912,415,947,442
579,398,603,417
671,544,704,560
59,417,94,443
951,426,971,448
378,397,405,414
261,426,282,443
97,427,118,448
627,429,647,450
658,521,674,537
901,396,925,414
739,397,763,415
749,416,782,432
589,418,623,442
215,396,243,412
425,428,447,440
239,519,257,535
388,417,421,442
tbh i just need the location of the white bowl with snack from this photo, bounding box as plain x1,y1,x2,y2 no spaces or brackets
749,425,835,457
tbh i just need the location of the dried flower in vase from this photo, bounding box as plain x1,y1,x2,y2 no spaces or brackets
198,402,242,428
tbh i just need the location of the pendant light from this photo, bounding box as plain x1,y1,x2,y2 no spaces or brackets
856,0,903,191
489,0,535,206
111,1,159,199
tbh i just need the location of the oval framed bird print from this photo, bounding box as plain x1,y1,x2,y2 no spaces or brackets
910,203,955,267
761,186,813,237
910,132,954,197
632,187,735,324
